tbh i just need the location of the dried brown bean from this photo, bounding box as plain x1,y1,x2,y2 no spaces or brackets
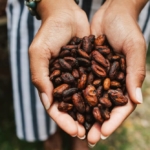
91,50,108,67
103,78,111,90
59,50,70,57
77,57,91,67
63,88,78,97
93,107,104,124
100,108,110,120
91,64,106,78
120,57,126,72
95,46,111,55
108,89,128,106
93,79,102,87
64,57,78,67
82,36,92,53
77,49,90,59
96,86,103,98
78,74,87,89
72,93,85,113
99,97,112,108
109,61,119,79
53,84,70,97
50,70,61,81
110,81,121,88
69,36,81,45
83,85,98,106
61,72,75,84
77,112,85,124
87,72,95,85
94,35,105,46
72,69,80,79
58,101,73,112
59,59,72,71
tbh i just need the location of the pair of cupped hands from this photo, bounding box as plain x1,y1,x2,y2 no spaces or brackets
29,0,147,146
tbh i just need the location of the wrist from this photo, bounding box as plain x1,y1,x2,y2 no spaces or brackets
37,0,79,20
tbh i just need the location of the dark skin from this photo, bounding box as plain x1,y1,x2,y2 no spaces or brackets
29,0,148,146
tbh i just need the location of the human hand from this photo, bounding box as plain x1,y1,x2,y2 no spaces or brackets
88,0,147,146
29,0,90,138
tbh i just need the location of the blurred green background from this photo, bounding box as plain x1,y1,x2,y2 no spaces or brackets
0,5,150,150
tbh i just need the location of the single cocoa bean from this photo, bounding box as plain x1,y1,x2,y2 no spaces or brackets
99,97,112,108
109,61,119,79
53,84,70,97
103,78,111,90
91,64,106,78
78,74,87,89
72,69,80,79
58,102,73,112
77,49,90,59
94,34,105,46
83,85,98,106
77,112,85,124
93,107,104,124
63,88,78,97
59,59,72,71
108,89,128,106
82,36,92,53
61,72,75,84
72,93,85,113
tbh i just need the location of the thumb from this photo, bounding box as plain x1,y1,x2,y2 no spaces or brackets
123,36,146,104
29,19,73,108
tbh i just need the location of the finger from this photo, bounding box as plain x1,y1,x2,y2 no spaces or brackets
29,19,74,108
48,103,78,137
75,121,86,140
87,122,101,147
75,10,90,37
123,31,146,104
100,98,136,139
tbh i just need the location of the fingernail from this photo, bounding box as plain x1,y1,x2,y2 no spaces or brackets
136,87,143,104
71,134,77,137
88,143,96,148
40,93,50,110
77,135,86,140
101,134,108,140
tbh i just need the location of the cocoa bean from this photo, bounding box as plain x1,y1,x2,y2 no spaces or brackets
53,84,70,97
93,107,104,124
120,57,126,72
103,78,111,90
63,88,78,97
91,50,108,67
82,36,92,53
58,102,73,112
64,56,78,67
93,79,102,87
77,112,85,124
91,64,106,78
87,72,95,85
94,34,105,46
59,50,70,57
59,59,72,71
72,69,80,79
109,61,119,79
54,77,62,85
50,70,61,81
96,86,103,98
83,85,98,106
78,74,87,89
95,46,111,55
61,72,75,84
77,57,91,67
72,93,85,113
108,89,128,106
110,81,121,88
77,49,90,59
99,97,112,108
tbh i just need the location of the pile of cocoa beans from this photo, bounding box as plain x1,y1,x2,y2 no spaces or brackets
49,35,128,133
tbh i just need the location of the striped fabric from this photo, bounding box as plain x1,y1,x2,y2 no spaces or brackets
6,0,150,142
